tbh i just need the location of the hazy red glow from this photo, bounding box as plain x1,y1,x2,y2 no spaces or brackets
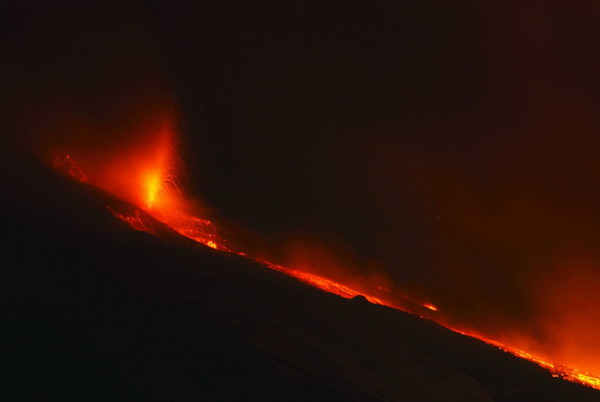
49,121,600,391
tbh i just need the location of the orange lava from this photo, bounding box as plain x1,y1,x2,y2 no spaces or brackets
287,269,386,305
52,151,88,183
251,259,385,305
155,209,228,251
449,328,600,390
107,206,156,234
49,131,600,392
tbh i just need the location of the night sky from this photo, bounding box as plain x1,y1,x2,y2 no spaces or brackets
4,1,600,370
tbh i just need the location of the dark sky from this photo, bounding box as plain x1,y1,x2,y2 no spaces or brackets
4,1,600,368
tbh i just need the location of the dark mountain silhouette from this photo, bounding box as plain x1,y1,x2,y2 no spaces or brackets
1,151,599,401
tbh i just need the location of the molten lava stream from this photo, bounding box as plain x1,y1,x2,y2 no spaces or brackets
50,148,600,392
447,329,600,390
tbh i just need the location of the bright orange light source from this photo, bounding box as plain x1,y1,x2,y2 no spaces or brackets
145,173,161,209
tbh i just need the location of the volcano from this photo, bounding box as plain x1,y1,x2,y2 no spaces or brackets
2,151,599,401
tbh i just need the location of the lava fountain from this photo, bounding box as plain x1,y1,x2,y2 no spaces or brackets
51,115,226,251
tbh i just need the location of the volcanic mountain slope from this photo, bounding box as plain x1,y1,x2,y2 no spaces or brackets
1,153,599,401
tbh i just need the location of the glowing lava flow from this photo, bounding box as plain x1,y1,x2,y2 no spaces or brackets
253,259,386,305
449,329,600,391
50,147,600,392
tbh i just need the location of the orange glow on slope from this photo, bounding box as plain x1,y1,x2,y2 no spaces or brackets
251,259,385,305
49,130,600,392
52,152,88,183
158,210,228,251
448,328,600,390
107,206,156,234
288,269,386,305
